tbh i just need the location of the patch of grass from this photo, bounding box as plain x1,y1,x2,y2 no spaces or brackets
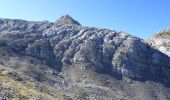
112,96,117,100
16,90,30,99
0,73,57,100
0,75,11,83
156,31,170,38
77,92,90,100
103,81,113,88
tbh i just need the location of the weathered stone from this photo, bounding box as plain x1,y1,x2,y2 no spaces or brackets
0,16,169,100
148,29,170,56
56,15,81,25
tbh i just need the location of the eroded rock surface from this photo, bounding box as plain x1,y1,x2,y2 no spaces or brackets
0,16,170,100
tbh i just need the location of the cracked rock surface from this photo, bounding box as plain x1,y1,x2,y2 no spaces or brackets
0,16,170,100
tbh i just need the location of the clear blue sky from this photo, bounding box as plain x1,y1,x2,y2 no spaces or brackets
0,0,170,39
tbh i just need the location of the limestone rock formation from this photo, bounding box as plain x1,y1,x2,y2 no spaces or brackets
0,16,170,100
56,14,81,25
148,29,170,56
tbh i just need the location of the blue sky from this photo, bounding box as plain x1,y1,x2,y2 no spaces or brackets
0,0,170,39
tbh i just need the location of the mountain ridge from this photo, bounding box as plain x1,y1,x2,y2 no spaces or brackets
0,16,170,100
148,28,170,57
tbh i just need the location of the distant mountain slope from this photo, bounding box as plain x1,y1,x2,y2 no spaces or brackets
0,15,170,100
148,29,170,56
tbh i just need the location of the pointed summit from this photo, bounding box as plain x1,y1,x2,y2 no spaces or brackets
56,14,81,25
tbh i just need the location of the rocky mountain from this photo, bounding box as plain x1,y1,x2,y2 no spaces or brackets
0,15,170,100
56,15,81,25
148,29,170,56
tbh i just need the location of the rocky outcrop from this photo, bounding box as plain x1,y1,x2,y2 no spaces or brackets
56,15,81,25
0,16,170,100
148,29,170,56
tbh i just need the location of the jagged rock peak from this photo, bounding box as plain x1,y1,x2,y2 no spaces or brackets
56,14,81,25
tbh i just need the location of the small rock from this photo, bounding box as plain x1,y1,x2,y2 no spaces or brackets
2,71,8,75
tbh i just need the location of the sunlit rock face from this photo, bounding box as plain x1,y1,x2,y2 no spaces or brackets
55,15,81,25
148,29,170,56
0,16,170,100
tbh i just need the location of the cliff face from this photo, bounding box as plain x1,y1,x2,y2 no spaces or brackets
0,16,170,100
